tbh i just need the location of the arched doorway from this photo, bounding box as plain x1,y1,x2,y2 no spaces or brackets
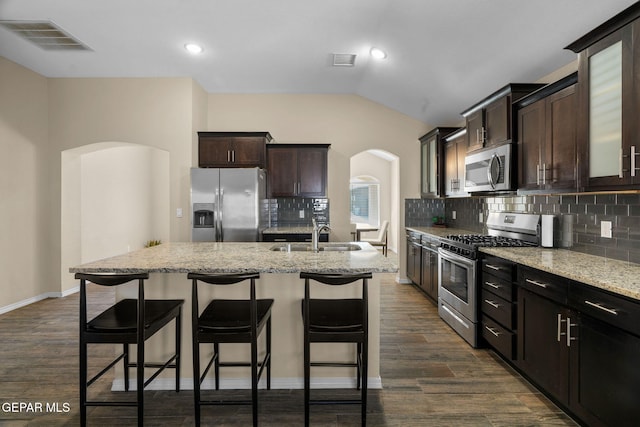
60,142,170,292
349,149,399,254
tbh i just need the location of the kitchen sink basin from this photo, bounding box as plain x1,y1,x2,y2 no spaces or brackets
269,243,362,252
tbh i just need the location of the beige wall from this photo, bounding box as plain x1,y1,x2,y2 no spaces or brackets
0,57,51,311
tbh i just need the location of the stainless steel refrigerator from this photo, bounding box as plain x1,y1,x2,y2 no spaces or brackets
191,167,267,242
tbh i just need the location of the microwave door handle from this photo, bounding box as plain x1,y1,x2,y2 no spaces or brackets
487,154,500,189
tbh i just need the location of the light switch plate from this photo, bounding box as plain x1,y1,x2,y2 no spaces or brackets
176,208,183,218
479,212,484,223
601,221,612,238
452,210,457,220
299,209,305,219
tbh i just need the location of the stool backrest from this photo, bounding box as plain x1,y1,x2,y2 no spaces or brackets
75,272,149,335
188,272,261,335
300,271,372,331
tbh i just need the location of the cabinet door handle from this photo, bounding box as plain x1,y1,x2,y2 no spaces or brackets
566,317,577,347
536,164,540,186
485,281,500,289
482,127,487,143
484,299,500,309
619,148,624,178
584,300,619,315
557,313,566,342
232,150,235,163
632,146,638,177
542,163,547,185
476,129,480,145
525,278,548,288
485,264,501,271
485,325,500,338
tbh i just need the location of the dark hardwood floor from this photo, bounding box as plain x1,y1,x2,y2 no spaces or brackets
0,275,578,426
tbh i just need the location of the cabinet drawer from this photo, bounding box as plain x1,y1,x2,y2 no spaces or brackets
482,290,515,329
482,272,514,302
518,266,568,304
482,315,515,360
482,256,515,282
569,283,640,337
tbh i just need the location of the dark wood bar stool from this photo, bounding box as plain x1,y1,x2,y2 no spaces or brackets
76,272,184,427
300,271,372,426
188,272,273,427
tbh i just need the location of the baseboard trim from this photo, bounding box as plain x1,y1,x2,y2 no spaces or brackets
0,286,79,315
112,376,383,391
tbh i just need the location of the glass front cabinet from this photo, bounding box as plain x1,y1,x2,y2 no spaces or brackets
567,5,640,190
419,127,457,198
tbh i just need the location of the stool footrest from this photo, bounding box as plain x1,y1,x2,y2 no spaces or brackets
87,353,126,387
310,399,363,406
310,362,358,368
200,399,254,406
84,401,139,407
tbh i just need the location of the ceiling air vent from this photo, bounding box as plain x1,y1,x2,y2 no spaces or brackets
332,53,356,67
0,20,91,51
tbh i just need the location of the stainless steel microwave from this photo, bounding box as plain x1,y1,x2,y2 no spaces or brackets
464,143,513,192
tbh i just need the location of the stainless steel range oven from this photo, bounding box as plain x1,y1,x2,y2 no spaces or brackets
438,212,540,347
438,248,478,345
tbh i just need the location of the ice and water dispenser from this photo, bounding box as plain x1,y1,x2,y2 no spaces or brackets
193,203,214,228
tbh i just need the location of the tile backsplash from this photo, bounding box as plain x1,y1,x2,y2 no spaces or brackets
419,193,640,264
268,198,329,227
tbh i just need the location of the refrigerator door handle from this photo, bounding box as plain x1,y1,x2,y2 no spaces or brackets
214,189,219,241
219,189,224,242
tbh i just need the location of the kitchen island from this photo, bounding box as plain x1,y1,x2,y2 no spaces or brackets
70,241,397,391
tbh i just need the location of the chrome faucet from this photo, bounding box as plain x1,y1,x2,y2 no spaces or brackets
311,218,331,252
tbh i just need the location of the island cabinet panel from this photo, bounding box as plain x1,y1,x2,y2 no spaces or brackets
566,3,640,191
515,262,640,426
461,84,544,153
517,80,578,192
198,132,272,168
267,144,329,198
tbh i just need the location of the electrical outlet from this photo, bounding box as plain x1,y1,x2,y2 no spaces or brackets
299,209,305,219
479,212,484,223
601,221,612,238
452,211,457,220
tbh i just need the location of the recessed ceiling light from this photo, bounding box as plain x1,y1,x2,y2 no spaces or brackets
184,43,203,54
370,47,387,60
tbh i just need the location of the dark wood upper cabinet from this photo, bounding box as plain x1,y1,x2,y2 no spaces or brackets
516,74,578,192
461,84,545,153
443,128,469,197
266,144,329,198
419,127,457,198
198,132,272,168
566,2,640,191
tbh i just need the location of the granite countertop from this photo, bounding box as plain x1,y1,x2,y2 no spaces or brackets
481,247,640,301
408,226,640,302
69,241,398,274
405,226,477,238
263,226,328,234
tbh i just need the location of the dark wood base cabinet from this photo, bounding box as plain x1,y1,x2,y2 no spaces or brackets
516,266,640,427
570,314,640,427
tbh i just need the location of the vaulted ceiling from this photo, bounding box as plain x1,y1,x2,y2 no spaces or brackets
0,0,636,125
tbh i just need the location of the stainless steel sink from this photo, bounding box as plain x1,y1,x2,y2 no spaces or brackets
269,243,361,252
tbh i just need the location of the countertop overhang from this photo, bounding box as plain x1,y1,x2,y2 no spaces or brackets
69,241,398,274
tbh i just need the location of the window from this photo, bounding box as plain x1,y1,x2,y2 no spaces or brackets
350,176,379,226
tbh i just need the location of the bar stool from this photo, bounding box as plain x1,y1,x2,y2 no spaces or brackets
76,272,184,427
300,271,372,426
188,272,273,427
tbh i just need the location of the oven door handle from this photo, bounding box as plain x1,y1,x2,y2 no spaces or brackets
438,247,476,268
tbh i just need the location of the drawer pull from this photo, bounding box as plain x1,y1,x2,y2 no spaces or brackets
484,299,500,309
525,278,548,288
584,300,618,316
485,325,501,337
486,264,501,271
485,281,500,289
